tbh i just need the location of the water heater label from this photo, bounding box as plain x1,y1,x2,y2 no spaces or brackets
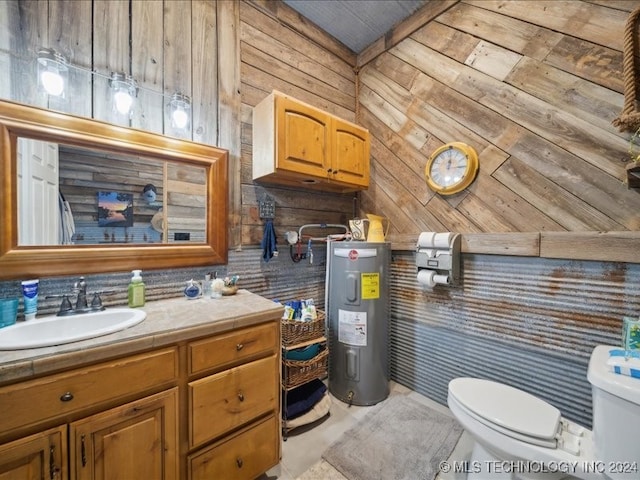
338,309,367,346
361,273,380,299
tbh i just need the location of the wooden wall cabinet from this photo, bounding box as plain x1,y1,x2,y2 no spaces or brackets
0,319,281,480
253,91,370,192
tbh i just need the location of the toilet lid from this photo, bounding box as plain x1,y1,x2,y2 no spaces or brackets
449,378,561,441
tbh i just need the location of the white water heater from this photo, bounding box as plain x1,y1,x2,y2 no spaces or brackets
325,241,390,406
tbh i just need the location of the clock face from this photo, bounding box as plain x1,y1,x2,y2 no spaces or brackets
425,142,479,195
429,147,469,187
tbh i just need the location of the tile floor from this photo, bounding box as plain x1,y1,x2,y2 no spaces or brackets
259,381,474,480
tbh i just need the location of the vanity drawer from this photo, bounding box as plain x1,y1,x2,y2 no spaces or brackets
189,354,277,447
188,322,277,375
188,414,279,480
0,347,178,433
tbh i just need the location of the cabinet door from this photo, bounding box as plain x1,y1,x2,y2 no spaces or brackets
69,388,178,480
332,117,370,187
276,95,332,178
0,426,66,480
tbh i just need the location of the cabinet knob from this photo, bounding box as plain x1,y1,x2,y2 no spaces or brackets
236,343,244,351
236,457,244,468
237,391,245,402
60,392,74,402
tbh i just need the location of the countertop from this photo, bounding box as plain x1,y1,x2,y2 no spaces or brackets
0,289,283,385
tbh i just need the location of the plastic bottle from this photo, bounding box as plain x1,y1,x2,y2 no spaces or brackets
203,273,212,297
128,270,145,307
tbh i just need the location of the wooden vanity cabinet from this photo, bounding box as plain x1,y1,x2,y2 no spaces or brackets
253,90,370,192
0,390,178,480
0,347,179,480
0,318,281,480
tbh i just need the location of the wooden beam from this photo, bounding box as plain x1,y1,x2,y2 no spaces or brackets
392,231,640,265
541,232,640,263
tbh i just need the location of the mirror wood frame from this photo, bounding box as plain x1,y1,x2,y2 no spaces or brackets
0,100,228,280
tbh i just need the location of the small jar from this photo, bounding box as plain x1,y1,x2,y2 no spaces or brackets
184,279,202,299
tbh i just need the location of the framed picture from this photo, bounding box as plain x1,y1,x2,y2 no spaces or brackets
97,191,134,227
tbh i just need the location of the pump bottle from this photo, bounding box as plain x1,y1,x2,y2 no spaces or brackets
128,270,146,307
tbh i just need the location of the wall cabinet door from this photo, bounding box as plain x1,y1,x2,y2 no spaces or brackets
0,426,66,480
69,388,178,480
332,117,370,187
276,95,332,178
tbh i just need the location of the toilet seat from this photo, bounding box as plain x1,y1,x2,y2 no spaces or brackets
449,378,561,448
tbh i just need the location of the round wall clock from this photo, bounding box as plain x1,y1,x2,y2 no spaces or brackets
425,142,479,195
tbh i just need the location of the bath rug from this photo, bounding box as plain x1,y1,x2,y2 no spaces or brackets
322,394,463,480
296,460,348,480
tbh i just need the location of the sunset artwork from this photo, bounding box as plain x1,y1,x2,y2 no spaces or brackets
97,191,134,227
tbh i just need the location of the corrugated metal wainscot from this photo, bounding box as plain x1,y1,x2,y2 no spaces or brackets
389,251,640,428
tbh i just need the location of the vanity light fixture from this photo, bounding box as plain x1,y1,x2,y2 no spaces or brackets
109,72,138,117
169,92,191,130
37,48,68,97
36,47,192,133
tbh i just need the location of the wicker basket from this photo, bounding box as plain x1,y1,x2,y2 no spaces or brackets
282,310,325,346
283,347,328,390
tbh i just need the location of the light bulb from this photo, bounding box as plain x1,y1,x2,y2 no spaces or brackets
172,108,189,129
114,90,133,115
109,73,137,118
169,92,191,131
37,48,68,98
40,70,64,96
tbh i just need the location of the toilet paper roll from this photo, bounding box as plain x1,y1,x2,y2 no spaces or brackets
417,232,436,249
432,232,452,249
417,270,450,288
417,232,452,249
434,274,450,285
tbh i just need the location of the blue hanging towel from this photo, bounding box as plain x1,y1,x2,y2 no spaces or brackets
261,218,278,262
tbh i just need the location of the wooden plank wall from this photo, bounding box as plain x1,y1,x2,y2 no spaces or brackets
239,1,359,246
357,0,640,260
0,0,238,243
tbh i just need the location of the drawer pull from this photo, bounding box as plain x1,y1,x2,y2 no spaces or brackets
236,343,244,351
237,391,245,402
60,392,74,402
236,457,244,468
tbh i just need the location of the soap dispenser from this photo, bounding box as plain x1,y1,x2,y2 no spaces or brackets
128,270,145,307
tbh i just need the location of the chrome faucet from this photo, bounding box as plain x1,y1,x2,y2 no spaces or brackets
46,277,111,316
74,276,88,310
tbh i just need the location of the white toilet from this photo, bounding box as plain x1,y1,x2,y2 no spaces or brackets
447,345,640,480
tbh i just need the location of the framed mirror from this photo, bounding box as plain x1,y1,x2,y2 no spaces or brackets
0,100,228,280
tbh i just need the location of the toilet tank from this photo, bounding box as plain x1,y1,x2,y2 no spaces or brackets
587,345,640,479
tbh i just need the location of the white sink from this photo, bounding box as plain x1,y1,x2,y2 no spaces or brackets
0,308,146,350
